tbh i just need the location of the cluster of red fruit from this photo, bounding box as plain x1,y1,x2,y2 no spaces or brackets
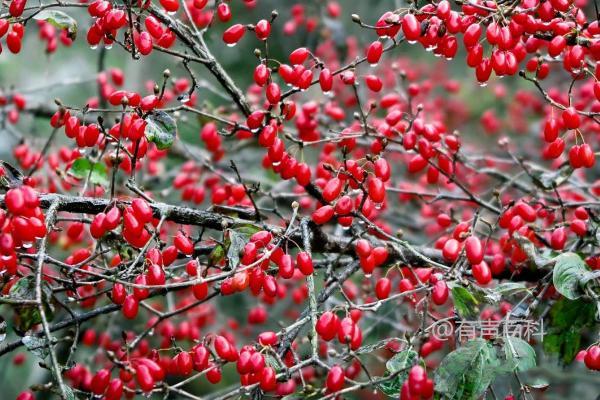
66,330,303,397
497,201,591,266
0,92,26,126
373,0,600,168
401,365,434,400
185,0,259,29
282,3,340,36
310,158,391,226
222,18,271,45
91,199,155,245
0,17,24,54
316,311,363,350
579,344,600,371
37,20,73,53
65,356,166,398
0,186,46,275
219,230,315,297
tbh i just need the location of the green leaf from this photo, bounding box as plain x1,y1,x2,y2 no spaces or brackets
145,111,177,150
552,252,589,300
70,158,109,186
543,297,596,364
386,348,418,373
450,285,484,319
377,375,403,397
33,10,77,40
492,282,530,297
226,229,248,269
353,338,406,356
233,223,262,237
209,244,225,266
63,385,76,400
376,349,418,398
9,276,54,333
503,337,536,372
0,160,24,186
434,339,498,400
22,335,49,359
525,377,550,390
221,225,261,269
529,164,573,191
265,353,285,373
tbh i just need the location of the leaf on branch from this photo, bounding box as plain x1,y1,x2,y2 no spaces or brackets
69,158,109,187
0,316,6,343
0,160,24,188
529,164,573,191
525,377,550,390
145,111,177,150
209,244,225,266
265,353,285,373
33,10,78,40
434,338,499,400
376,349,417,398
491,282,530,297
23,335,49,359
552,252,589,300
502,336,536,372
9,276,55,333
352,337,406,356
512,233,551,268
222,225,261,269
226,229,248,269
61,385,76,400
450,284,485,319
232,223,262,237
543,297,596,364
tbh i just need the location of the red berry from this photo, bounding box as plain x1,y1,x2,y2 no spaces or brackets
375,278,392,299
296,251,314,275
472,262,492,285
316,311,340,341
122,295,139,319
465,236,484,265
326,365,345,392
431,280,449,305
223,24,246,45
366,41,383,65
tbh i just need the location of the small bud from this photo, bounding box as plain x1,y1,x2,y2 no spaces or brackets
351,14,361,23
163,69,171,78
292,201,299,209
254,48,262,58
